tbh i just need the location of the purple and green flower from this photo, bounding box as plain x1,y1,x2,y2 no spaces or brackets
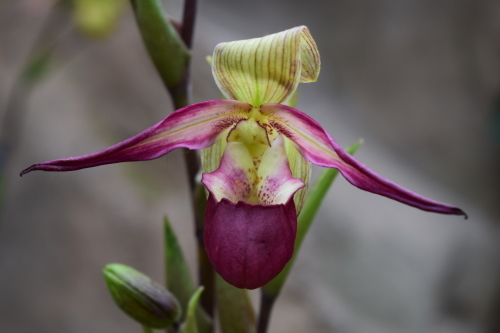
21,26,465,289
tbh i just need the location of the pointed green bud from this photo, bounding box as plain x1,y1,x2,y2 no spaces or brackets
131,0,190,90
103,263,181,329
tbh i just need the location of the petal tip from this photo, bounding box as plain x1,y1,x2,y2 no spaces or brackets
444,206,467,219
456,208,468,219
20,165,36,177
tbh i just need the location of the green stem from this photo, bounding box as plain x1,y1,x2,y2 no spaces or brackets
171,0,200,190
169,81,214,328
176,0,215,321
168,46,213,326
169,81,200,191
131,0,213,324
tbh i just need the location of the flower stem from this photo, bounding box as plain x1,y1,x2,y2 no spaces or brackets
131,0,213,324
174,0,215,323
169,82,200,191
180,0,198,49
256,292,276,333
169,83,190,112
170,70,214,331
174,0,200,189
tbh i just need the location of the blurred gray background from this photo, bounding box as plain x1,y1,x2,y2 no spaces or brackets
1,0,500,332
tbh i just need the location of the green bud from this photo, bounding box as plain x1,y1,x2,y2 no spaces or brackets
103,263,181,329
130,0,190,90
73,0,126,39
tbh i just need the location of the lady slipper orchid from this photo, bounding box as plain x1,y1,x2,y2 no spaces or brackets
21,26,466,289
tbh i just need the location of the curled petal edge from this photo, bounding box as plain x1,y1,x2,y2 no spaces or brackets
21,100,251,175
212,26,320,106
261,103,467,218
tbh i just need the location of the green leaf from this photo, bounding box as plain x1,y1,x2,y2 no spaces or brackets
164,217,213,333
262,139,363,298
179,287,204,333
216,274,256,333
164,217,195,315
130,0,190,90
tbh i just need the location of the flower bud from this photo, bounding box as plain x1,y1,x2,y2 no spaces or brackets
103,263,181,328
73,0,126,39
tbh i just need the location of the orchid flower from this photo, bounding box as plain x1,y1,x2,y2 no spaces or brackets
21,26,466,289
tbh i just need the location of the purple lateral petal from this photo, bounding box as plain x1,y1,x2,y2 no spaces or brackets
21,100,251,175
204,193,297,289
261,103,467,217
